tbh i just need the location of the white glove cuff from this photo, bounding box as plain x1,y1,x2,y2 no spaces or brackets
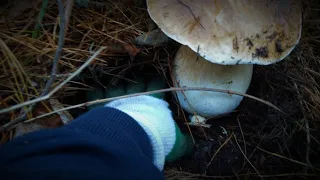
105,95,176,170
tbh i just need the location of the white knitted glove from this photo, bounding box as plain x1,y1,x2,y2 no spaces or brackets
105,95,176,170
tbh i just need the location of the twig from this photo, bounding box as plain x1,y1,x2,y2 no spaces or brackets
0,47,106,131
2,0,67,131
234,134,264,180
2,85,279,131
0,47,105,114
205,133,233,174
0,84,283,116
41,0,66,97
20,86,282,126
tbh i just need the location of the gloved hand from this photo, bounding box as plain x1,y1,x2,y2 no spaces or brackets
86,76,194,170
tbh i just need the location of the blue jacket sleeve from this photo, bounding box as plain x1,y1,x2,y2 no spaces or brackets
0,107,164,180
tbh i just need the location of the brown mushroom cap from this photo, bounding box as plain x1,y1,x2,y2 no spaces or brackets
147,0,301,65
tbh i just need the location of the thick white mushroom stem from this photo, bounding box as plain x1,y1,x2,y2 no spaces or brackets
173,46,253,120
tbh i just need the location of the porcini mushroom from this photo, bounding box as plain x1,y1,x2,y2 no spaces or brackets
173,46,253,121
147,0,302,65
146,0,302,124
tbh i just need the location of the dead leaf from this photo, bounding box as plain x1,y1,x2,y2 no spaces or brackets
49,99,73,125
104,41,141,61
121,43,141,61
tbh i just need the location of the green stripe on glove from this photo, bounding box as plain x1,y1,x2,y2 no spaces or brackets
86,76,194,162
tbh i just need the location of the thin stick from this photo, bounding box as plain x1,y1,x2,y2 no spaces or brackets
0,75,281,115
0,47,106,130
5,0,67,129
21,86,282,126
41,0,66,97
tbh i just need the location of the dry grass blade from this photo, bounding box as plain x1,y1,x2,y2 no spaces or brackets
0,39,54,117
20,87,282,126
0,47,106,130
0,85,282,115
0,0,70,131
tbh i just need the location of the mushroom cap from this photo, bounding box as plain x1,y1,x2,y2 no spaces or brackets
173,46,253,117
147,0,301,65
